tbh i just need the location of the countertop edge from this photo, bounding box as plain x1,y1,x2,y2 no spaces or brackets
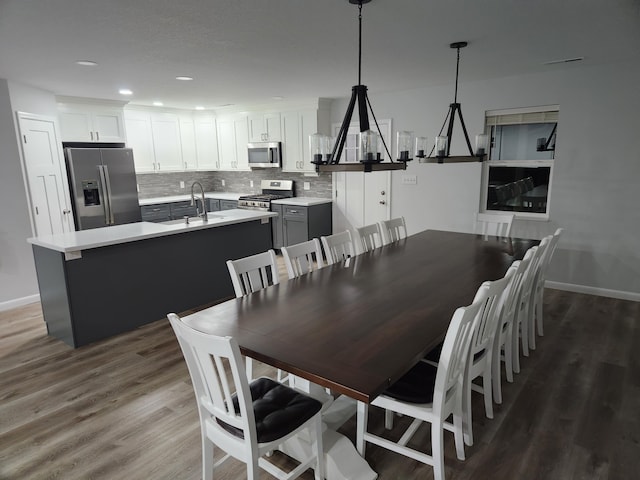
27,210,277,254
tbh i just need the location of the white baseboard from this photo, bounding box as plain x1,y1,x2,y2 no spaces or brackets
0,294,41,312
546,281,640,302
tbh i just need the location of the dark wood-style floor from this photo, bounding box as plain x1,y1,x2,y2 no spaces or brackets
1,289,638,480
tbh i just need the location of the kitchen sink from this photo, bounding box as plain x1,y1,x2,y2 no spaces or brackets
161,215,224,226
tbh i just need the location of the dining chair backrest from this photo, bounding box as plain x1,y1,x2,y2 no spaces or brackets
530,228,563,339
321,230,355,265
168,313,325,480
379,217,407,244
226,249,279,298
476,212,515,237
281,238,324,279
168,313,258,452
355,223,383,253
469,268,515,359
433,295,485,420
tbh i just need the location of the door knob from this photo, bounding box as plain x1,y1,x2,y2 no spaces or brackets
381,190,386,195
379,200,386,205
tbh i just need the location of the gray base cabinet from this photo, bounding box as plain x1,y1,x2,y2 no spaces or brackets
33,219,273,348
272,202,332,249
220,199,238,210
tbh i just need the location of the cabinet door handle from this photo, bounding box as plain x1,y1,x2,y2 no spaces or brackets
158,163,161,170
90,131,94,141
290,210,298,214
184,161,188,169
96,131,100,141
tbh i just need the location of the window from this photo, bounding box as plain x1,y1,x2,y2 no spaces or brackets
481,106,558,218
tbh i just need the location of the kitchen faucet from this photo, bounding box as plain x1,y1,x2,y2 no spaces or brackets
190,181,208,222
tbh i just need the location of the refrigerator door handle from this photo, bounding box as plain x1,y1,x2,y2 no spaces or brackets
98,165,115,225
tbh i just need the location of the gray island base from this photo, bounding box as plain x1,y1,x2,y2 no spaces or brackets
30,213,274,348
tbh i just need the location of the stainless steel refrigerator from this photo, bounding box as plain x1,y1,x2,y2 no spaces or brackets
64,147,142,230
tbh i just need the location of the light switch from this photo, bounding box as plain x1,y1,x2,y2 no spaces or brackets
250,180,254,188
221,179,226,187
180,181,185,189
303,182,311,190
402,175,418,185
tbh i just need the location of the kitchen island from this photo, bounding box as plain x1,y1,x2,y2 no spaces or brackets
28,209,276,348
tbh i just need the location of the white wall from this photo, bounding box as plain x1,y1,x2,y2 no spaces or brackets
330,60,640,299
0,80,59,309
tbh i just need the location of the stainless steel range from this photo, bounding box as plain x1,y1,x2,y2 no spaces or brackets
238,180,295,211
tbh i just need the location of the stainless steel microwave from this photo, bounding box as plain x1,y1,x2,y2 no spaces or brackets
247,141,281,168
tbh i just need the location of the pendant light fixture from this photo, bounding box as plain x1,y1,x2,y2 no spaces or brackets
314,0,406,173
415,41,487,164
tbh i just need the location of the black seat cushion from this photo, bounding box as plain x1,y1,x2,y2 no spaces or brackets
384,361,438,404
217,377,322,443
424,342,443,363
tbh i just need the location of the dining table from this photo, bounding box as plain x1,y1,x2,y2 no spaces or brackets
182,229,538,480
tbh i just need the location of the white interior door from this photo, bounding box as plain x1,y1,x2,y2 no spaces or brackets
17,113,73,235
332,121,392,232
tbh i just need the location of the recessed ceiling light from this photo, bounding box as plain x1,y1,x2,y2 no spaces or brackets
153,101,164,107
272,96,284,101
543,57,584,65
76,60,98,66
119,89,133,95
195,106,205,110
176,76,193,81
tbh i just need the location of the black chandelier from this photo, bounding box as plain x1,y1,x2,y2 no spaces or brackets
314,0,406,173
415,41,488,164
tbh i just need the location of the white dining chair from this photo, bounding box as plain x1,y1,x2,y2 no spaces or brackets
168,313,325,480
462,267,514,446
321,230,355,265
532,228,563,338
356,295,485,480
355,223,383,254
476,213,514,237
379,217,407,244
226,249,280,297
522,236,551,352
281,238,324,279
490,258,530,405
226,249,282,381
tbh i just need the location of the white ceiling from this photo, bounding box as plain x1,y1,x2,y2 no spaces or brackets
1,0,639,110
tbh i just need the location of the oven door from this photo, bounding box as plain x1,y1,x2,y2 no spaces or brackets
248,142,281,168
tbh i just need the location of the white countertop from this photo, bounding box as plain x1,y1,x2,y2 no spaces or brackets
28,209,277,254
271,197,332,206
139,192,244,206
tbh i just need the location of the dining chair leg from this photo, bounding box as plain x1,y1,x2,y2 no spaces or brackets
311,415,325,480
356,401,368,456
246,458,259,480
384,409,394,430
202,435,214,480
432,421,446,480
482,366,494,419
536,294,545,337
463,379,474,446
452,405,466,461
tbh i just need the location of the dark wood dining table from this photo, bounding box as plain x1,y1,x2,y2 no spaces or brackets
183,229,538,404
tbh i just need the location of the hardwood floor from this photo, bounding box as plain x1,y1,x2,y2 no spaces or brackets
0,289,638,479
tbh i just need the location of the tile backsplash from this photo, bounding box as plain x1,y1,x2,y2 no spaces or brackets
136,170,332,200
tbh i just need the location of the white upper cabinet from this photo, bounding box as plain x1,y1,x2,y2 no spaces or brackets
150,113,183,171
217,114,250,171
57,98,126,143
179,116,197,170
248,112,281,142
124,110,156,172
281,104,330,173
193,115,219,170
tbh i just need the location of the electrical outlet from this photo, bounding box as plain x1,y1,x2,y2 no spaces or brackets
402,174,418,185
250,180,254,188
221,179,226,187
136,183,139,192
180,181,185,189
303,182,311,190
